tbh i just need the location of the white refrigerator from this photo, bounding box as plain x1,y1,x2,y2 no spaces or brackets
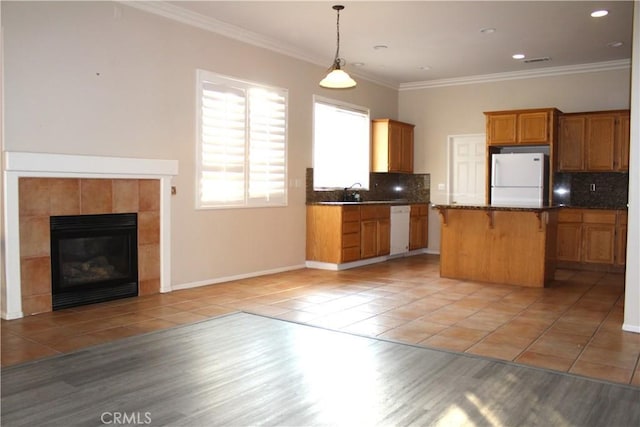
491,153,548,207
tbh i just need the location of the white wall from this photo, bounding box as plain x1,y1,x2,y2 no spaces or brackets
1,1,398,288
623,4,639,333
399,69,631,253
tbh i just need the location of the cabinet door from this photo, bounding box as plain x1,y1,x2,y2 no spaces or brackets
582,224,615,264
409,216,428,250
360,220,378,259
557,223,582,262
616,224,627,266
558,116,586,171
615,211,627,266
409,204,428,250
388,122,404,172
487,114,517,145
616,113,630,171
400,125,414,173
377,219,391,256
585,115,616,171
518,111,549,144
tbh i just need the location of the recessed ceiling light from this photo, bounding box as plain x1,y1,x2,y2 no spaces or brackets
607,41,624,48
352,62,365,67
480,27,496,34
373,44,388,50
418,66,431,71
591,10,608,18
512,53,525,60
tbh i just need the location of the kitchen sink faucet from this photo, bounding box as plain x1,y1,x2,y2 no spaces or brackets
343,182,362,202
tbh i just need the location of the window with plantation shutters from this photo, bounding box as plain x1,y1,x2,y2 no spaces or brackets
196,70,288,208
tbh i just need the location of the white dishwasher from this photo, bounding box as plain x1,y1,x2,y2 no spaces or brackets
390,205,410,255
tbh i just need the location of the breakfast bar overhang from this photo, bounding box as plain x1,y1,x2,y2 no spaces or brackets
434,205,559,287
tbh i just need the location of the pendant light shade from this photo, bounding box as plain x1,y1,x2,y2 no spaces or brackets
320,5,356,89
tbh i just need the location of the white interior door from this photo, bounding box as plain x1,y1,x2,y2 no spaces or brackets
449,134,486,205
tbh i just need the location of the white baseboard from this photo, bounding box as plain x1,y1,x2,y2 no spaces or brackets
622,323,640,334
1,310,24,320
171,263,306,291
305,250,435,271
305,256,388,271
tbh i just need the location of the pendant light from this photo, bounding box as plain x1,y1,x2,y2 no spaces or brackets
319,5,357,89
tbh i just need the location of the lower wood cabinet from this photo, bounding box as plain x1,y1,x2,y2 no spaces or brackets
556,208,626,268
616,212,628,266
409,204,428,250
360,205,390,259
306,204,391,264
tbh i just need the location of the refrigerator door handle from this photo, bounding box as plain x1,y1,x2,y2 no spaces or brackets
492,158,498,187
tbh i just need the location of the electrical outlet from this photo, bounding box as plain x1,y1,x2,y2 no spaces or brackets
438,183,445,191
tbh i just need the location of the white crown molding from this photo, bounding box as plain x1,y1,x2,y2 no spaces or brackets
399,59,632,91
121,1,399,89
122,2,629,92
121,1,322,66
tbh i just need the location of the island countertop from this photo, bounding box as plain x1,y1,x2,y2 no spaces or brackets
432,204,561,212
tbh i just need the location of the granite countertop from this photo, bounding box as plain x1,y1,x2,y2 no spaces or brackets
432,204,561,212
307,200,427,206
557,205,628,210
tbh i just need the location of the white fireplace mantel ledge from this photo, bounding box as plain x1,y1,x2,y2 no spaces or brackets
5,151,178,177
2,151,179,320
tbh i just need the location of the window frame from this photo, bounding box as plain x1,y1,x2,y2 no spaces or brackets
195,69,288,210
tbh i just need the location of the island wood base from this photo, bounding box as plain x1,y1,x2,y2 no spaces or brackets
437,207,558,287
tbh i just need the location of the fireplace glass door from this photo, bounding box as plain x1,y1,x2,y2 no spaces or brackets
50,213,138,310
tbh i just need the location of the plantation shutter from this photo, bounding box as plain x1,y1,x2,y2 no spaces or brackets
248,88,287,204
197,70,288,208
200,83,246,205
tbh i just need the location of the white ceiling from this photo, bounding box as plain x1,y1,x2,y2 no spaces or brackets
153,1,634,88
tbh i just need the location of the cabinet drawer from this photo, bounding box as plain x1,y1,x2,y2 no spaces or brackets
342,207,360,222
342,232,360,248
361,205,390,220
558,209,582,223
342,247,360,262
411,204,428,216
343,221,360,234
583,211,616,224
360,206,378,220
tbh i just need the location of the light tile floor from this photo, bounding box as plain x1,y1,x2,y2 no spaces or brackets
2,255,639,386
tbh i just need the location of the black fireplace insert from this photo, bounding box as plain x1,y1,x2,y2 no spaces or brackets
50,213,138,310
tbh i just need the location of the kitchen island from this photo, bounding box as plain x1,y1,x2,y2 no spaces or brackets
434,204,559,287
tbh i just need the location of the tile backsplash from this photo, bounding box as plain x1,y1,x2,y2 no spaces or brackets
553,172,628,208
306,168,430,204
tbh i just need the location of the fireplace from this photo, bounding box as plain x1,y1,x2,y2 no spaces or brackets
50,213,138,310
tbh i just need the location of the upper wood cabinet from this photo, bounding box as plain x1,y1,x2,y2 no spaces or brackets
616,112,630,171
372,119,414,173
558,110,630,172
485,108,560,146
558,115,586,171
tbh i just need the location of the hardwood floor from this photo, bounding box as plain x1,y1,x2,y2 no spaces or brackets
2,312,639,426
2,255,639,387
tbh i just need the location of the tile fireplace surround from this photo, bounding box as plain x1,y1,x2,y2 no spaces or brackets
3,152,178,319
